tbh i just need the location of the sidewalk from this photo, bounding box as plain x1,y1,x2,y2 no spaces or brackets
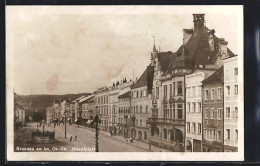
73,124,171,152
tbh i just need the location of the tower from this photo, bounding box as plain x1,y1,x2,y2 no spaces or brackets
151,36,158,66
193,14,205,32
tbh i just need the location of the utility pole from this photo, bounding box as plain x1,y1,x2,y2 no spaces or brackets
94,106,101,152
65,101,70,138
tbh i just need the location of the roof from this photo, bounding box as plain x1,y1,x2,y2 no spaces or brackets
183,29,194,33
157,51,175,74
79,95,94,103
202,66,224,84
130,66,154,93
73,95,87,102
118,91,131,99
174,26,235,68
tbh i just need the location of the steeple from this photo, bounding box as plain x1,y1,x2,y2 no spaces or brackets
153,35,156,52
151,36,158,66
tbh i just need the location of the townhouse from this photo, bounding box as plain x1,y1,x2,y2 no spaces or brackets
130,66,154,142
223,55,239,152
118,91,131,138
202,66,224,152
185,69,215,152
94,87,110,131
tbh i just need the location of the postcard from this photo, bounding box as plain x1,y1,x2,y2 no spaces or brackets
6,5,244,161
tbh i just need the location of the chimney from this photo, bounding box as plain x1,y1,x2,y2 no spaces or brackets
193,14,205,32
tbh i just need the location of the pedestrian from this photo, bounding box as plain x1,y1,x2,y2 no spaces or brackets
74,136,77,141
70,136,73,142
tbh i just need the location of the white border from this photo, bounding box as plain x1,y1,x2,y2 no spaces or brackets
6,5,244,161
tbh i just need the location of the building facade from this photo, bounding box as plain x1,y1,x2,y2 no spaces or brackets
81,95,95,125
15,105,25,124
118,91,131,138
94,87,110,131
185,70,215,152
223,56,238,152
202,66,225,152
130,68,153,142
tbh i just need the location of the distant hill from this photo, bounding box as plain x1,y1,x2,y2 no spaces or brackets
14,92,92,122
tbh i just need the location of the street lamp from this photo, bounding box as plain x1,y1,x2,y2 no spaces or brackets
94,106,101,152
65,102,70,138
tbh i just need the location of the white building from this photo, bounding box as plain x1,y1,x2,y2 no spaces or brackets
108,80,132,134
185,70,215,152
15,106,25,124
223,55,238,152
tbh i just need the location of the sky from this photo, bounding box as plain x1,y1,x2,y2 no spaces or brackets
6,6,243,95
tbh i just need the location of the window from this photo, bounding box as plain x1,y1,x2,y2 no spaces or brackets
226,107,231,118
140,90,143,98
235,130,238,141
193,102,196,112
163,105,167,119
205,108,209,119
211,88,215,100
198,102,201,112
234,107,238,119
140,120,142,126
198,123,202,134
217,131,221,141
163,85,167,98
172,104,176,119
136,106,138,113
177,104,183,119
226,86,230,96
187,122,190,132
226,129,230,140
177,81,183,95
217,108,222,119
225,68,230,78
192,122,196,132
205,90,209,100
234,67,238,76
140,106,142,113
170,84,172,97
187,103,190,112
210,108,215,119
217,87,222,99
234,85,238,95
169,105,173,119
173,82,175,96
136,91,139,98
146,105,148,113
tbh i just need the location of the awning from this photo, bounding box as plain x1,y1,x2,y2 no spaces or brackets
75,119,78,122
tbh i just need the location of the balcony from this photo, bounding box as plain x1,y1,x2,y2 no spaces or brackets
147,118,185,126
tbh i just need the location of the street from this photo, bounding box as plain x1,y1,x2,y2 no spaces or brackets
36,123,149,152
